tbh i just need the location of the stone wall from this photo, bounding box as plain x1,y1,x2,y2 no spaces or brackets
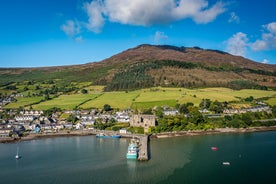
130,114,156,132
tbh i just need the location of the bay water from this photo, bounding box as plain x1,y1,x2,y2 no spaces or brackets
1,131,276,184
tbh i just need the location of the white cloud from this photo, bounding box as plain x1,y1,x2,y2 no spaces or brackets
251,40,267,51
226,32,248,56
225,22,276,63
190,1,226,24
61,20,80,36
83,1,105,33
154,31,168,44
75,36,83,43
84,0,226,33
228,12,240,23
262,59,269,64
266,22,276,34
251,22,276,51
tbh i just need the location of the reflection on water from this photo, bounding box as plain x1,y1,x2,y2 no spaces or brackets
0,132,276,184
127,159,137,170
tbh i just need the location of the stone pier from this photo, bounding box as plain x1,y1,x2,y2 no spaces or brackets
138,135,149,161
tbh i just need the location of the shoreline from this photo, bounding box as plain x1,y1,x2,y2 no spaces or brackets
153,126,276,138
1,126,276,143
0,129,136,143
0,130,97,143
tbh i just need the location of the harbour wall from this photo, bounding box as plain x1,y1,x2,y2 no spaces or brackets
138,135,150,161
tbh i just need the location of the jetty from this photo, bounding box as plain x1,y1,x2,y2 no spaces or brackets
138,135,149,161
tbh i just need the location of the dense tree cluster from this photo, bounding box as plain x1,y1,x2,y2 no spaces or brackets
150,99,276,133
228,80,268,90
105,60,197,91
105,60,271,91
151,108,276,134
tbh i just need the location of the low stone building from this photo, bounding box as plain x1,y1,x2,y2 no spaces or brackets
130,114,156,133
0,127,13,137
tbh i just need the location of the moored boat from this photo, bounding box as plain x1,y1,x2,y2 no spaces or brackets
110,134,121,138
222,162,230,165
15,146,21,159
126,138,139,159
96,133,121,139
211,147,218,151
96,133,108,138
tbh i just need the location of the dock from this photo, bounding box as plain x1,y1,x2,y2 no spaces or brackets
138,135,149,161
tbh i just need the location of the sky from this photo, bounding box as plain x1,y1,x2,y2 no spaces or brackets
0,0,276,68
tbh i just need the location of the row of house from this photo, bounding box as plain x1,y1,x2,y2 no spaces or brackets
14,115,35,122
1,109,133,135
223,106,271,114
19,110,43,116
0,119,75,136
79,111,130,125
0,102,272,137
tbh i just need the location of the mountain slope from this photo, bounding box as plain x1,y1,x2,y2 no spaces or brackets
101,44,275,71
0,44,276,90
100,45,276,90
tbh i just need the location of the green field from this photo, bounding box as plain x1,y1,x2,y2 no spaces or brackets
265,97,276,106
132,100,177,110
31,94,101,110
4,96,44,109
3,87,276,110
80,91,140,109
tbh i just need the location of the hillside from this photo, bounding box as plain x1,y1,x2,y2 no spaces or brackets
1,44,276,91
101,44,276,90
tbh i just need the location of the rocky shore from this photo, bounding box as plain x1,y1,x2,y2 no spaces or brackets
2,126,276,143
153,126,276,138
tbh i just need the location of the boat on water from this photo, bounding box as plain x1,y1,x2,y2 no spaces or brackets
126,138,139,159
96,133,121,139
211,147,218,151
15,147,21,159
222,162,230,165
110,134,121,138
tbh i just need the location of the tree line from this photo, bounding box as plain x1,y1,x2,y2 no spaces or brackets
150,100,276,133
105,60,271,91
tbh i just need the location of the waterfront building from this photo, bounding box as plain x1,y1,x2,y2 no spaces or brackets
130,114,156,133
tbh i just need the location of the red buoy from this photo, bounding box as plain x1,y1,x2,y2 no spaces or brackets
211,147,218,151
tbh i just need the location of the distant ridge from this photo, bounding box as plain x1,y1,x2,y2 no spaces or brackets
0,44,276,90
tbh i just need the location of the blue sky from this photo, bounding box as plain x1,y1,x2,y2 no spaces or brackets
0,0,275,67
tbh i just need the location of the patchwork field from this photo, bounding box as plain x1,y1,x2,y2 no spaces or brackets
4,96,44,109
31,94,101,110
80,91,140,109
3,87,276,110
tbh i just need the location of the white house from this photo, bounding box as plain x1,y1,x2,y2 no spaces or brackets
119,128,127,134
163,110,179,116
14,115,34,122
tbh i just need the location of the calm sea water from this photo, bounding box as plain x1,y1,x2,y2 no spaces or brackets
1,131,276,184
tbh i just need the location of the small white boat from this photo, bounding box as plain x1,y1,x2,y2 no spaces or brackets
15,147,21,159
222,162,230,165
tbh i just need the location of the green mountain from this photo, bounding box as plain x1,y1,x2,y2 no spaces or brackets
1,44,276,90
